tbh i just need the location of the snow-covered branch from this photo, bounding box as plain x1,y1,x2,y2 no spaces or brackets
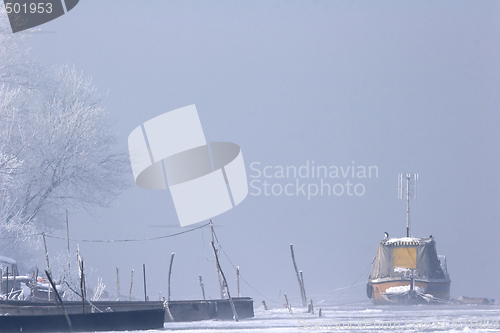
0,13,129,267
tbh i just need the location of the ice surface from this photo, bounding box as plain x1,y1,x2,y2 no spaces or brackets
97,302,500,332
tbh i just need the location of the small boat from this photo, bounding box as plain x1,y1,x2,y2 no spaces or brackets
0,308,166,332
0,255,31,300
366,174,451,305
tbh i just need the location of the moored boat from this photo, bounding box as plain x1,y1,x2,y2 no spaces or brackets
366,174,451,305
367,236,451,304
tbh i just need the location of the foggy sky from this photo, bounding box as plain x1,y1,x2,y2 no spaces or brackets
19,1,500,305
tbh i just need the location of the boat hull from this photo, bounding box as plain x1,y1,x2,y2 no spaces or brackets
0,308,165,332
0,300,165,316
0,298,254,322
166,297,254,321
368,279,450,305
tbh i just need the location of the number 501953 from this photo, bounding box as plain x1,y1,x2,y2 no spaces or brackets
5,2,53,14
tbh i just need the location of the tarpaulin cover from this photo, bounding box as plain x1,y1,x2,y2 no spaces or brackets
369,237,446,280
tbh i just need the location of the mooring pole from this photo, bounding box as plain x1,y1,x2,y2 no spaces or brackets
5,267,8,303
34,269,38,299
42,232,51,274
210,220,224,299
116,266,120,301
66,210,70,270
290,244,306,306
12,268,16,298
406,175,411,237
211,241,238,322
199,275,206,301
143,264,147,301
129,269,134,301
284,293,292,314
79,260,85,313
46,270,73,332
300,270,307,306
236,266,240,298
167,253,175,302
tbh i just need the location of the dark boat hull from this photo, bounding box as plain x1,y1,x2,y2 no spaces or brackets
0,308,165,332
368,280,451,305
166,297,254,322
0,300,165,316
0,298,254,323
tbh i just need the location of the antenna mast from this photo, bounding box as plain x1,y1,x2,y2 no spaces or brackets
398,174,418,237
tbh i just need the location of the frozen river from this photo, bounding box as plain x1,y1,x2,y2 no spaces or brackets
151,301,499,332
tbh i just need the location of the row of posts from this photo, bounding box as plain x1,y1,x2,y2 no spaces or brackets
261,243,319,317
112,221,240,322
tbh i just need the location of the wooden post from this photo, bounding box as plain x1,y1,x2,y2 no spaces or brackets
34,269,38,299
79,260,85,313
284,293,292,314
5,267,8,302
319,308,322,317
210,220,224,299
262,300,268,310
309,299,314,314
12,267,16,298
211,241,238,322
290,244,306,306
45,270,73,332
165,254,176,323
42,232,51,274
66,209,70,270
142,264,147,302
300,270,307,306
76,245,86,300
236,266,240,298
129,269,134,301
199,275,206,301
83,267,87,299
167,253,175,302
116,266,120,301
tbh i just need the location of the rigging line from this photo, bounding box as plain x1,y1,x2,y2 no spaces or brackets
305,282,367,298
200,227,211,262
44,222,210,243
332,259,374,300
0,232,42,239
211,227,279,304
238,274,280,304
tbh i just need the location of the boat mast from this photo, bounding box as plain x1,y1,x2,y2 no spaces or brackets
398,174,417,237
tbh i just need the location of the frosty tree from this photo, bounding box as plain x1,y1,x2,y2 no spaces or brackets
0,9,129,266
